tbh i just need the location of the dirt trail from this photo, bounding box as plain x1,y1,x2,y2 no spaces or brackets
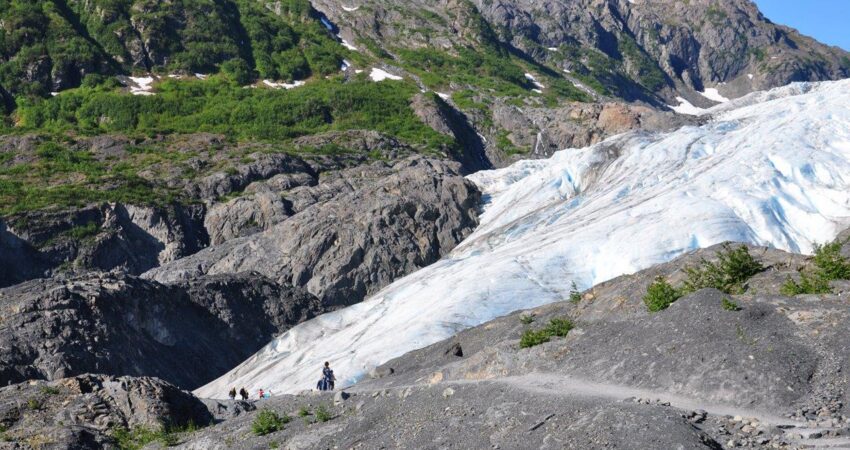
349,372,850,449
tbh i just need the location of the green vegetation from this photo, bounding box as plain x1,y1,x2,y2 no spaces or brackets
297,406,310,417
643,276,683,312
66,222,100,240
519,317,574,348
0,0,348,105
617,35,667,91
644,245,763,312
569,281,582,303
781,241,850,295
16,77,450,149
314,404,332,422
0,76,459,214
252,409,289,436
682,244,764,294
109,425,184,450
519,314,535,325
26,398,41,410
39,386,61,395
721,297,741,311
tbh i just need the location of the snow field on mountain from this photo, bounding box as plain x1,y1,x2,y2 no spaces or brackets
196,79,850,398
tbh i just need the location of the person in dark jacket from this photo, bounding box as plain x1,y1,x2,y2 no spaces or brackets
239,387,249,400
322,361,336,390
228,387,236,400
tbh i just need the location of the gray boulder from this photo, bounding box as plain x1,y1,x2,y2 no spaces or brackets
0,374,211,449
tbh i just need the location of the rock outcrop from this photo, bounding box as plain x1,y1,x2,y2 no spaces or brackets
145,157,481,307
0,271,321,390
0,375,211,448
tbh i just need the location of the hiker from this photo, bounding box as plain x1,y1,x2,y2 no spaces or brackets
258,388,265,400
228,387,236,400
317,361,336,391
239,387,248,401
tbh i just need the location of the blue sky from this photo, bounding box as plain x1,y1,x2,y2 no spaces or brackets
754,0,850,51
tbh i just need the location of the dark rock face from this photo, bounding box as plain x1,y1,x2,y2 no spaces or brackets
0,272,321,390
0,375,211,448
145,156,481,308
0,203,209,288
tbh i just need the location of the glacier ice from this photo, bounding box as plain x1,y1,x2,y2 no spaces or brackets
196,79,850,398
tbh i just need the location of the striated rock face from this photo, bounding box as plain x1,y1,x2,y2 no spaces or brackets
0,271,321,390
0,375,211,448
145,156,481,307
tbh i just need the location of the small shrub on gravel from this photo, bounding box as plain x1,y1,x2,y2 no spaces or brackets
683,244,764,294
643,277,683,312
252,409,289,436
297,406,309,417
519,314,535,324
315,405,332,423
569,281,582,303
519,317,575,348
110,425,173,450
781,241,850,295
721,298,741,311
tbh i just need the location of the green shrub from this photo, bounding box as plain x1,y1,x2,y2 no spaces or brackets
39,386,61,395
26,399,41,410
519,314,535,325
297,406,309,417
721,298,741,311
252,409,289,436
780,241,850,295
682,244,764,294
314,404,332,423
643,276,682,312
519,317,575,348
568,281,582,303
110,425,174,450
220,58,256,86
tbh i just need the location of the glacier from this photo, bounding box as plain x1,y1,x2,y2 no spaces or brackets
196,79,850,399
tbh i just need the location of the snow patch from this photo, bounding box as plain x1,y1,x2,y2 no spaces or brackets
700,87,730,103
748,74,754,80
525,73,545,90
369,68,403,82
668,97,706,116
341,39,358,51
436,92,450,100
341,5,359,11
197,79,850,398
118,75,157,96
194,73,208,80
262,79,306,90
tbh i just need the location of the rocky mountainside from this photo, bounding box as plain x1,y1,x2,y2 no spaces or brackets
0,1,849,449
314,0,850,104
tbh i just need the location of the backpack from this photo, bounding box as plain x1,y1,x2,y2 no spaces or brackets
317,378,331,391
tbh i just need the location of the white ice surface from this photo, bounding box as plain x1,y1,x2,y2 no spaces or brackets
369,68,403,81
197,79,850,399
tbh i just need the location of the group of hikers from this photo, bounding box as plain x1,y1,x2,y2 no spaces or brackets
227,361,337,400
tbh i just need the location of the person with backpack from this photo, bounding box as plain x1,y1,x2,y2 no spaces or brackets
239,387,248,400
228,387,236,400
258,388,265,400
317,361,336,391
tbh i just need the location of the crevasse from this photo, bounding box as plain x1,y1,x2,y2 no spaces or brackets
196,79,850,399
